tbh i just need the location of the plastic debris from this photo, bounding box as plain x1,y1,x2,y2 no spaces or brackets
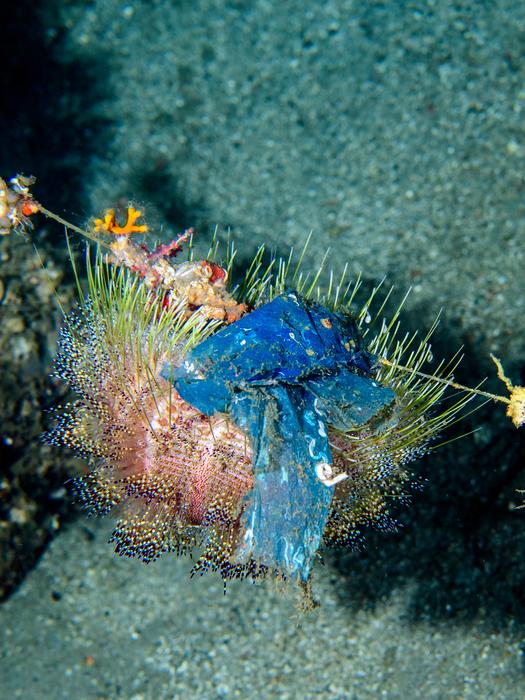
164,291,395,581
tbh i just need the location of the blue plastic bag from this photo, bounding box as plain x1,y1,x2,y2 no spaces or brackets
163,292,394,581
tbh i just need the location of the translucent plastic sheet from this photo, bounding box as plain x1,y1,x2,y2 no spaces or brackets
164,292,394,580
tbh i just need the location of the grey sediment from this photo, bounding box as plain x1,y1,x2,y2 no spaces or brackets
1,1,525,698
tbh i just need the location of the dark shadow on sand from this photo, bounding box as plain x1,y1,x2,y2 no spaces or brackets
0,0,113,600
0,0,112,225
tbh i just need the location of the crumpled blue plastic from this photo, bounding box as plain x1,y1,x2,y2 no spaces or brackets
162,291,394,581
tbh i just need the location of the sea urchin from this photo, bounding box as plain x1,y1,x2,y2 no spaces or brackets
46,226,476,590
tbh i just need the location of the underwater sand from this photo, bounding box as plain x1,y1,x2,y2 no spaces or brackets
2,1,525,698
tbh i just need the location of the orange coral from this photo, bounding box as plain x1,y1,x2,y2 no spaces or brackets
491,355,525,428
0,175,39,235
94,207,148,236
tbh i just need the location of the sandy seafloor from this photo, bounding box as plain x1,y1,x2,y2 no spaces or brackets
2,0,525,698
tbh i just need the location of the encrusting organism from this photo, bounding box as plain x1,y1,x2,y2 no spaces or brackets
1,173,523,597
0,174,39,235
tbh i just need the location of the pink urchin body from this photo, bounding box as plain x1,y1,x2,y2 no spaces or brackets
50,305,255,567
